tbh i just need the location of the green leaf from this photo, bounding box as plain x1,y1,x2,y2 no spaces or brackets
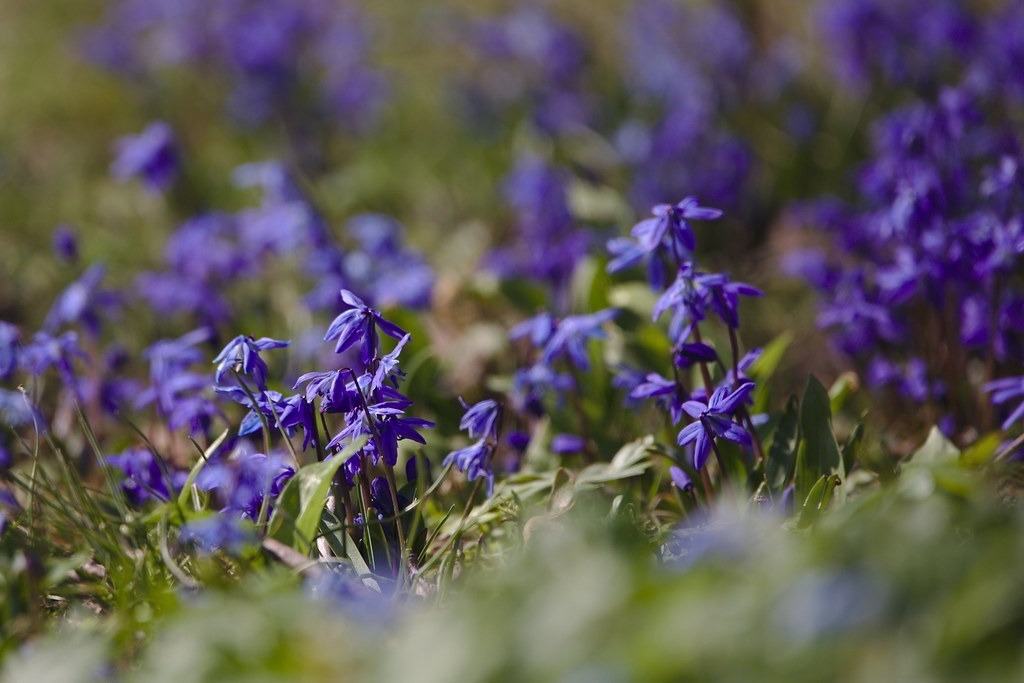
828,372,858,415
177,428,229,511
959,432,1002,467
548,468,576,515
570,255,611,313
906,427,960,467
841,421,865,474
765,395,800,492
749,332,791,414
796,474,840,528
799,375,845,483
608,283,658,317
268,436,367,555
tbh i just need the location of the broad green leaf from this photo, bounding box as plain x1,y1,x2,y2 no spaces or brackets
268,436,367,555
796,474,840,528
765,395,799,492
799,375,844,484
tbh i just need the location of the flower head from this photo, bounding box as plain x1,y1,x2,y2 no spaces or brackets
324,289,406,366
677,381,755,470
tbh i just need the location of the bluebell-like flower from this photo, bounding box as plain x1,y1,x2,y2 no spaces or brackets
105,447,186,506
324,289,406,366
631,197,722,257
443,440,493,497
371,334,410,391
180,514,254,554
677,381,755,470
630,372,685,424
509,312,556,347
985,376,1024,431
0,389,43,430
197,451,295,521
0,323,20,380
458,398,500,441
52,225,78,263
44,264,120,336
669,466,693,492
19,331,85,386
675,342,718,368
551,433,584,454
541,309,618,369
111,121,178,192
213,335,290,389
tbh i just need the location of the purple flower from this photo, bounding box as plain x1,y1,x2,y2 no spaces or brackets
44,264,120,336
52,225,78,263
0,389,43,430
213,335,290,390
111,121,178,192
540,309,618,370
458,398,501,441
631,197,722,257
324,289,406,366
443,439,493,497
677,381,755,470
197,451,295,521
551,433,584,454
985,376,1024,431
105,447,186,506
0,323,19,380
19,331,85,386
371,334,410,391
669,466,693,492
180,514,254,554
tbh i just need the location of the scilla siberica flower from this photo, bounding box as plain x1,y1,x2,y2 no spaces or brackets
444,398,501,497
111,121,178,192
213,335,290,390
324,289,406,366
677,380,755,470
985,376,1024,431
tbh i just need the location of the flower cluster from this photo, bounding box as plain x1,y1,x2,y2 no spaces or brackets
135,157,433,326
795,77,1022,433
83,0,387,134
608,197,763,483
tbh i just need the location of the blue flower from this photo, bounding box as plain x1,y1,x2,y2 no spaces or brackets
669,466,693,492
180,514,255,554
458,398,501,441
443,439,493,497
677,381,755,470
630,197,722,257
0,323,20,380
541,309,618,369
212,335,290,389
371,334,410,391
196,451,295,521
111,121,178,192
43,264,120,336
52,225,78,263
324,290,406,366
551,433,584,454
105,448,186,506
985,376,1024,431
